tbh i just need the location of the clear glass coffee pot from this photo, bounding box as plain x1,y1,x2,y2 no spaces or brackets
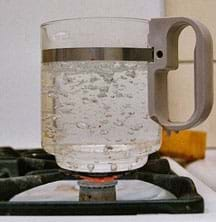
41,17,213,173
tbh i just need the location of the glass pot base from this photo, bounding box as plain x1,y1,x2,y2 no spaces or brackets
49,143,160,173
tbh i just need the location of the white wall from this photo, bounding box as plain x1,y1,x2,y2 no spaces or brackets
0,0,164,148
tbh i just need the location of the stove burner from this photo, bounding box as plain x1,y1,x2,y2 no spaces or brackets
79,180,117,201
0,147,204,215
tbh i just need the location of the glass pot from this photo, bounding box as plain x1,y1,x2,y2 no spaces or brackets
41,17,213,173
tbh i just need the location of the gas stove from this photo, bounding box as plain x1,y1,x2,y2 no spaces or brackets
0,147,205,215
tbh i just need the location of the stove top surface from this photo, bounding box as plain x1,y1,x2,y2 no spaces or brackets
0,147,204,215
10,180,175,202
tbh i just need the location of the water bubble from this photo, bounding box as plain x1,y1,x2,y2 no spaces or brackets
82,97,89,104
106,146,113,151
123,104,131,109
75,79,85,86
131,162,138,168
130,124,143,131
65,160,73,166
103,104,110,110
126,70,136,78
144,114,149,119
125,63,137,68
45,129,55,139
42,115,51,121
114,119,124,127
126,94,133,99
73,163,78,169
128,111,135,115
48,92,54,97
64,75,73,83
76,122,89,129
114,62,121,68
100,86,109,92
87,163,95,172
116,92,124,98
87,84,98,90
65,101,75,106
100,119,109,125
103,76,114,83
111,163,118,171
118,87,125,92
90,77,99,82
120,75,127,80
113,83,118,88
59,91,68,98
97,92,107,98
100,129,109,135
136,157,141,162
128,131,134,135
91,99,98,103
103,146,109,154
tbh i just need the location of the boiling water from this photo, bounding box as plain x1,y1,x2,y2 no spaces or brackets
41,61,161,172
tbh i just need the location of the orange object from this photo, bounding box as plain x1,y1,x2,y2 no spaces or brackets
160,129,206,162
80,176,118,183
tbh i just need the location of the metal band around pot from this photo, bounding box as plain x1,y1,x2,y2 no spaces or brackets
42,47,154,62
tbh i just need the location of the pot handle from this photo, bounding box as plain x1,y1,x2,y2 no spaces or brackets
148,17,213,132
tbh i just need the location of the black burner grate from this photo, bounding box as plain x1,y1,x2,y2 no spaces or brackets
0,147,204,215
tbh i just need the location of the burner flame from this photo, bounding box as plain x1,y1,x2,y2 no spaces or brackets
80,175,117,183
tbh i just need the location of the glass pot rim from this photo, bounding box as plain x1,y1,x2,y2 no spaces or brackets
41,17,149,28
